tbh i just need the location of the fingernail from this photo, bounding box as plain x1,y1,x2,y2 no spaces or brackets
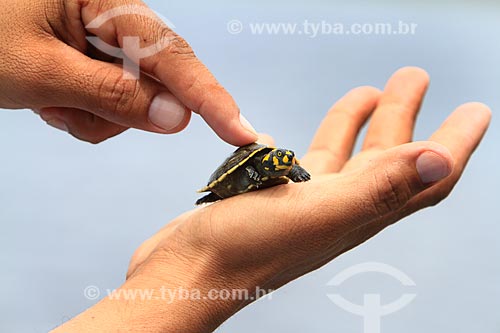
149,92,187,131
46,118,69,133
240,114,258,136
416,151,452,184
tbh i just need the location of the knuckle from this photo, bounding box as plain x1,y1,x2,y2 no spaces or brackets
328,104,365,126
368,167,413,217
328,106,354,121
85,135,107,145
95,70,141,115
162,30,195,57
71,130,108,145
328,86,379,122
68,110,128,145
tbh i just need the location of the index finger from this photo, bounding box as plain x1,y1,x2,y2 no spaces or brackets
81,1,258,146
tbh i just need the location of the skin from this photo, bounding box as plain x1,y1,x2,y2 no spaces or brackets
0,1,491,331
0,0,257,145
53,67,491,332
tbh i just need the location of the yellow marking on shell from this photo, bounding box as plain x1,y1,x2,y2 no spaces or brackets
261,176,269,181
218,172,229,183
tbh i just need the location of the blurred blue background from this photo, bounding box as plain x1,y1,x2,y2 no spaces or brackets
0,0,498,332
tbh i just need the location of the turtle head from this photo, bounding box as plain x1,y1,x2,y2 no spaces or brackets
261,149,296,176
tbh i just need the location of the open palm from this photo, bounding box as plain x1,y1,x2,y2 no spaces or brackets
123,67,490,332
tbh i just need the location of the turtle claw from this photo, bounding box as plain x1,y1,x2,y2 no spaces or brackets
196,192,223,205
289,165,311,183
246,166,261,182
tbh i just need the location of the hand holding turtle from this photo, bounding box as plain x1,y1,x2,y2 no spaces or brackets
55,67,491,332
0,0,257,145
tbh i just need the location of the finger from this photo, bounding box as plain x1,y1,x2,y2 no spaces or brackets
403,102,492,210
327,103,492,250
29,40,192,135
256,133,276,146
37,107,128,144
362,67,430,151
301,86,381,174
80,1,258,146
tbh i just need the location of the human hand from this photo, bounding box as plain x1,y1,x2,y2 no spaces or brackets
0,0,257,145
55,67,491,332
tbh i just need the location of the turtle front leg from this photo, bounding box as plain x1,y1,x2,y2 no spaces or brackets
245,166,261,182
289,165,311,183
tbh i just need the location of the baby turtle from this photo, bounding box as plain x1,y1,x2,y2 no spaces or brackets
196,143,311,205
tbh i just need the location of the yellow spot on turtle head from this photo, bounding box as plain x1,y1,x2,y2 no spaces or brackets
273,156,279,166
283,155,289,164
263,154,270,162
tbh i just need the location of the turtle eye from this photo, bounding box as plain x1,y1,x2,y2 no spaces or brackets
277,151,283,157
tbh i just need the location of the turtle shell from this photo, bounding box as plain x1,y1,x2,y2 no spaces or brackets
198,143,273,193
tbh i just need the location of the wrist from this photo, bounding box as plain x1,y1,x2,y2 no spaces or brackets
54,244,269,332
122,247,270,332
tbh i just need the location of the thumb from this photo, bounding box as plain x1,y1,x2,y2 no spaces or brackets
349,142,454,221
34,42,191,135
